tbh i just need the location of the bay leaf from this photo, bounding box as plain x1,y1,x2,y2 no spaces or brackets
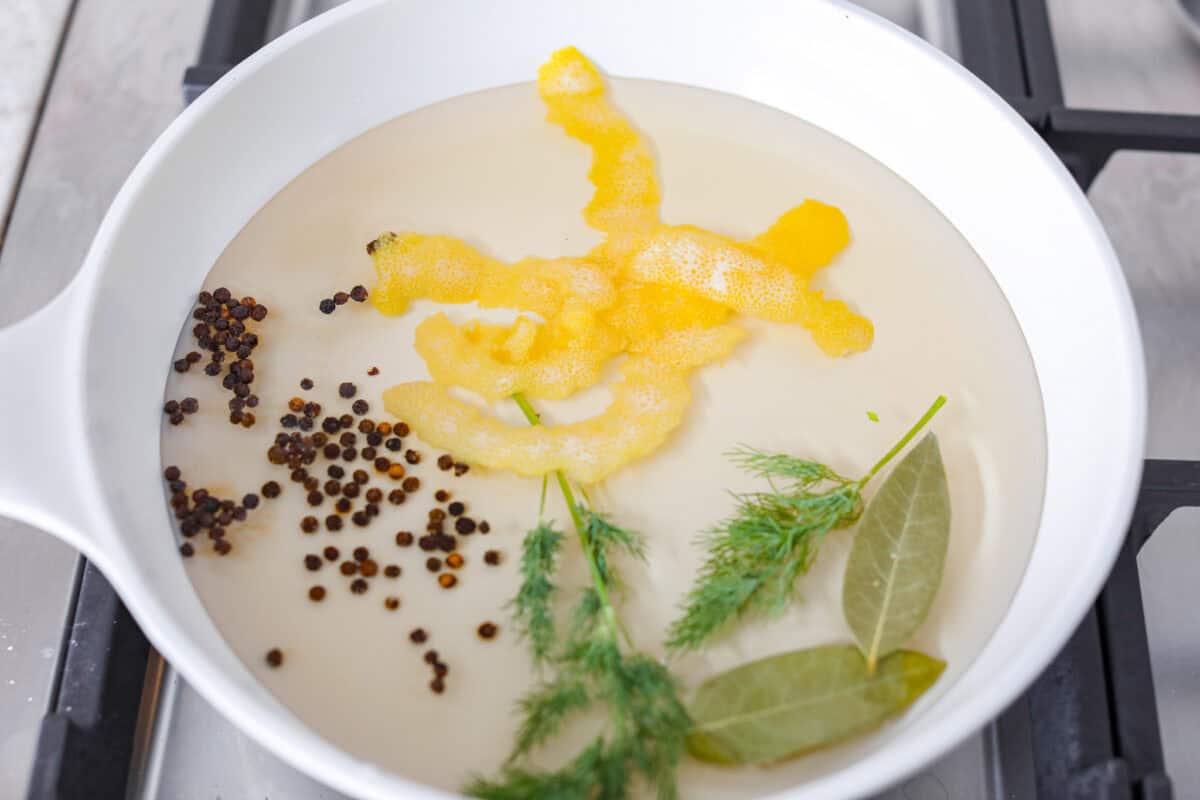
843,433,950,672
686,644,944,764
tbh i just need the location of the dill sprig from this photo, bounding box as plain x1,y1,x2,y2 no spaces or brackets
512,521,563,664
467,393,690,800
667,396,947,652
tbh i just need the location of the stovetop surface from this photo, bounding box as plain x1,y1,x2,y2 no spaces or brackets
1,0,1198,797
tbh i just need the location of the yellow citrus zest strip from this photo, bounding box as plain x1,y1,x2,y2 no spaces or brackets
371,47,874,481
383,326,747,484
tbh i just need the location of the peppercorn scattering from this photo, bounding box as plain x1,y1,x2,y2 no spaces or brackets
318,285,369,314
162,465,279,555
181,288,269,427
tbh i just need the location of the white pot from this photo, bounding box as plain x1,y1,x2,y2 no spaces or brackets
0,0,1145,797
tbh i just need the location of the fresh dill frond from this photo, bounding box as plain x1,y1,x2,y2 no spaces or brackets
667,484,861,651
470,393,691,800
667,396,948,653
727,446,850,490
512,521,564,664
511,677,590,759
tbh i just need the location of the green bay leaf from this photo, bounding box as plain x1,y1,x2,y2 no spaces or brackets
843,433,951,671
686,644,944,764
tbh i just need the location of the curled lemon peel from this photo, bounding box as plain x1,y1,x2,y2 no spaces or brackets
384,326,747,484
372,47,873,482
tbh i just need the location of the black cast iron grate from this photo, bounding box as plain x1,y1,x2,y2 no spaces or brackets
24,1,1200,798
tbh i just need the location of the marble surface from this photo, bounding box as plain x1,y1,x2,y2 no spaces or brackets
0,0,71,247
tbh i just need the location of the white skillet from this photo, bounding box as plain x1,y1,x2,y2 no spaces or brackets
0,0,1145,797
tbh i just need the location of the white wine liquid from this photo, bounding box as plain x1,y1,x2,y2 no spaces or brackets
162,79,1045,797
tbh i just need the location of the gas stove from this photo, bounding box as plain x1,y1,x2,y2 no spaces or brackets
2,1,1199,798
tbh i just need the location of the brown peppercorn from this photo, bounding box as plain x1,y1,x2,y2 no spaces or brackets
360,446,377,461
324,480,342,496
368,366,379,376
350,578,368,594
290,468,308,483
384,564,401,578
323,546,339,561
338,382,356,398
433,662,449,678
365,487,383,503
333,291,349,305
484,550,502,566
351,511,369,527
410,629,427,644
376,422,392,436
303,476,320,492
479,521,490,534
437,454,454,471
384,596,399,611
404,449,421,465
265,649,283,668
366,431,383,447
423,650,439,664
300,516,319,533
323,443,340,459
322,416,341,434
455,517,477,535
353,469,369,484
447,501,465,516
477,622,498,640
339,414,354,429
173,358,190,373
352,399,369,415
429,678,445,694
309,585,326,602
428,508,447,523
402,477,420,492
385,437,402,452
360,560,378,577
374,456,391,472
327,464,345,479
300,378,314,390
342,483,360,500
446,553,464,570
387,464,406,480
395,531,414,547
169,412,185,425
164,465,182,481
339,431,357,447
438,573,458,589
387,489,406,504
350,285,368,302
306,491,323,507
425,557,442,572
179,542,194,557
434,490,450,503
288,397,304,412
341,447,357,462
340,561,358,576
214,539,233,555
242,493,260,509
357,418,375,434
181,397,199,414
353,546,369,562
395,422,411,436
335,499,352,514
453,463,470,476
304,555,322,571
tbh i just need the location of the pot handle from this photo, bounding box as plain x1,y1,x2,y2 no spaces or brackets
0,284,102,560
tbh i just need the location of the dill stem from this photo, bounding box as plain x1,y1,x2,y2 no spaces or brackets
512,392,625,646
857,395,947,488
